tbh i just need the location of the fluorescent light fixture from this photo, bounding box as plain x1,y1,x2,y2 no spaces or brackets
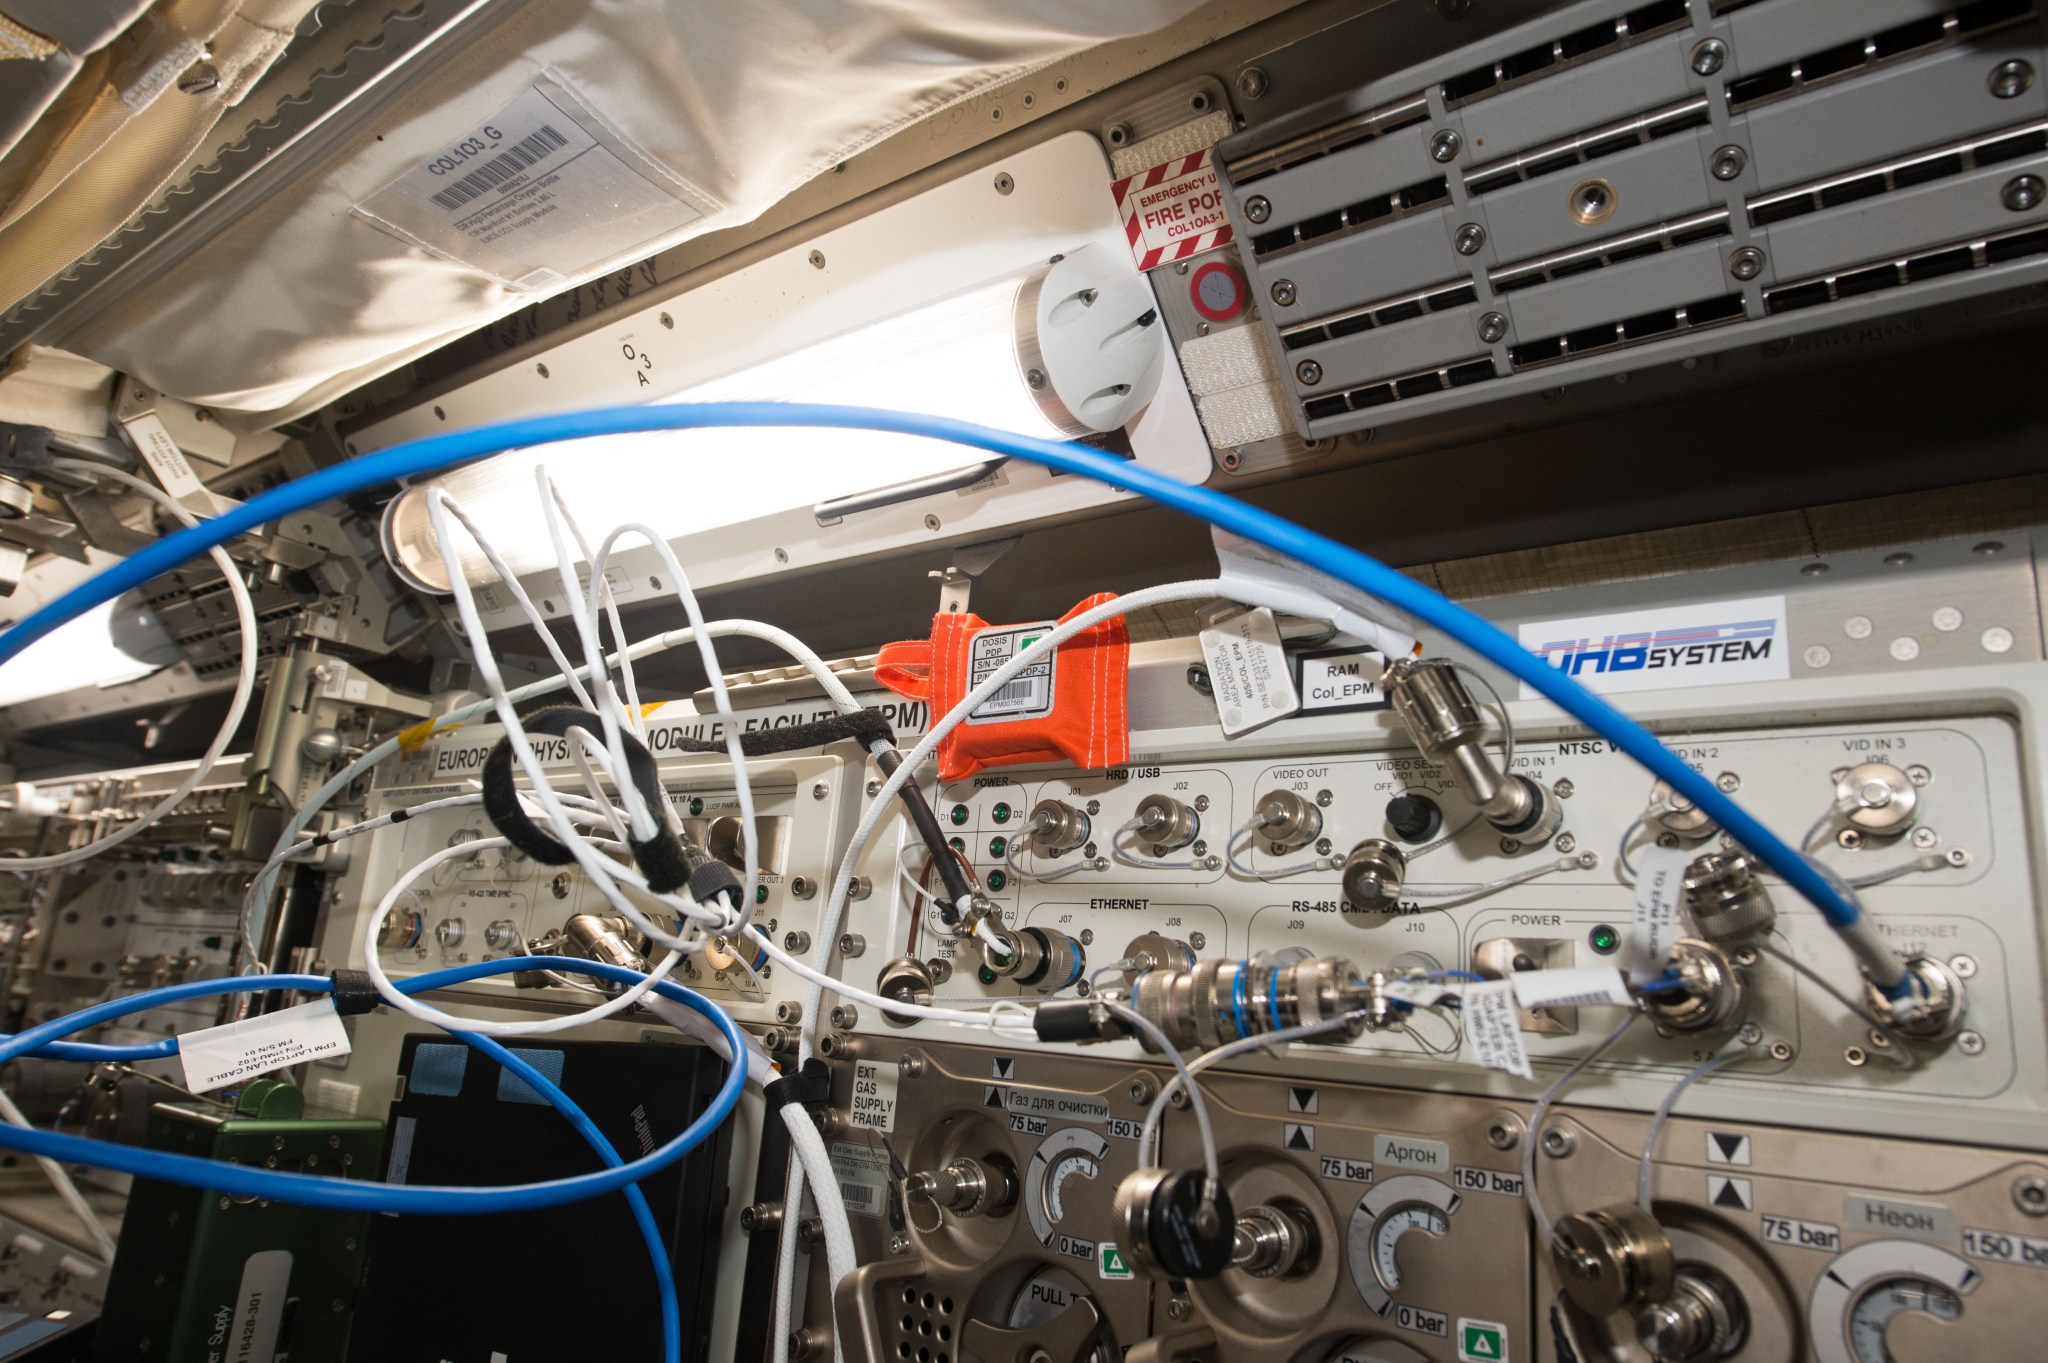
384,273,1076,593
0,599,158,709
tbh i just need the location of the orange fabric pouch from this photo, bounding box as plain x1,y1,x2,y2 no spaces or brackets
874,594,1130,784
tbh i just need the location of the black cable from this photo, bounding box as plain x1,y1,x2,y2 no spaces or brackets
873,746,973,923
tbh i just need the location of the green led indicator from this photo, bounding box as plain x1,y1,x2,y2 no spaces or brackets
687,797,704,816
989,836,1007,858
987,869,1008,892
1589,924,1620,955
755,885,769,905
978,965,997,986
948,837,966,853
949,805,970,826
991,802,1012,824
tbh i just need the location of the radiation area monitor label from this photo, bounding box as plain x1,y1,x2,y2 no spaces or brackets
1516,595,1788,698
356,75,708,289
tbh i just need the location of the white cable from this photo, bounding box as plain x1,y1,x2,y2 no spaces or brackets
1099,999,1219,1181
742,925,1000,1028
586,521,764,930
0,1088,116,1261
1139,1015,1355,1162
360,833,685,1035
780,1100,856,1363
1110,817,1200,872
3,463,259,871
537,474,659,843
238,617,854,970
427,491,708,955
802,579,1244,1070
1003,834,1098,881
1523,1013,1638,1246
1638,1048,1754,1210
1404,855,1580,902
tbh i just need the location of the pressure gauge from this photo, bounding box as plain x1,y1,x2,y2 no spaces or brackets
1808,1241,1980,1363
1347,1174,1461,1316
1025,1127,1111,1247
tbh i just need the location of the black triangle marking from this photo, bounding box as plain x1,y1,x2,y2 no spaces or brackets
994,1057,1014,1078
1286,1125,1312,1150
1712,1179,1749,1209
985,1086,1006,1108
1711,1132,1745,1160
1289,1086,1317,1112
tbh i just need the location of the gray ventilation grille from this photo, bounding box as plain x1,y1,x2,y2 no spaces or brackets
1216,0,2048,440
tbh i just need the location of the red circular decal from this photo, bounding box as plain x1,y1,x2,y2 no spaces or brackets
1189,259,1247,322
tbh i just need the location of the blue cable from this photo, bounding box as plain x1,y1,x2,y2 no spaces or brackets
0,958,746,1213
0,401,1890,985
454,1028,679,1363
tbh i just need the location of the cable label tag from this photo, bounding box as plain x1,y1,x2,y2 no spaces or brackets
965,623,1056,724
1511,966,1632,1010
1462,981,1533,1080
1633,845,1693,979
1198,606,1299,736
177,1000,353,1094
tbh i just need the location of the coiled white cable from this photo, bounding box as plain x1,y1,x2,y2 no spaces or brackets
2,463,259,871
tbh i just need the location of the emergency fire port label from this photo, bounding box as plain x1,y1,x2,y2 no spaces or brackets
1111,148,1236,271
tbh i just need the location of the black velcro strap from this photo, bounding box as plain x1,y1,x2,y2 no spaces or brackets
481,706,691,893
329,968,381,1016
665,708,895,757
763,1058,833,1110
687,860,743,910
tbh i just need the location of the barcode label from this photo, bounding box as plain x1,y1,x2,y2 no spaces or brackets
829,1139,891,1220
355,77,702,288
967,623,1056,725
430,126,569,210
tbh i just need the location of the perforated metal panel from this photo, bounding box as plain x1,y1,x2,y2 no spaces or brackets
1217,0,2048,438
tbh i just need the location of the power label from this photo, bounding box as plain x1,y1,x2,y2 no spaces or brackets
1110,148,1236,271
965,624,1055,724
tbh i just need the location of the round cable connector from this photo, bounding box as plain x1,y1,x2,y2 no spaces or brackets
1682,851,1776,943
1341,839,1408,912
1644,939,1747,1033
1552,1202,1675,1317
1112,1167,1236,1280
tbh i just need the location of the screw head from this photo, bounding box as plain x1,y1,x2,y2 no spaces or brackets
2014,1174,2048,1216
898,1051,925,1077
1296,359,1324,385
1499,837,1522,855
1690,39,1728,77
1486,1114,1523,1150
1837,827,1864,850
1542,1127,1576,1157
1166,1299,1191,1322
2002,174,2044,212
1245,195,1273,224
1957,1030,1986,1056
1991,58,2035,99
1271,279,1297,306
1430,129,1463,163
1769,1040,1794,1061
994,172,1015,195
807,249,826,269
1950,954,1978,979
1237,67,1270,99
1455,222,1487,255
1729,245,1765,280
1710,144,1747,181
1478,311,1508,343
1108,123,1133,146
1737,1022,1764,1046
1127,1076,1154,1103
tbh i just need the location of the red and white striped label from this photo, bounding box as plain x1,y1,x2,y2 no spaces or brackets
1110,148,1236,272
